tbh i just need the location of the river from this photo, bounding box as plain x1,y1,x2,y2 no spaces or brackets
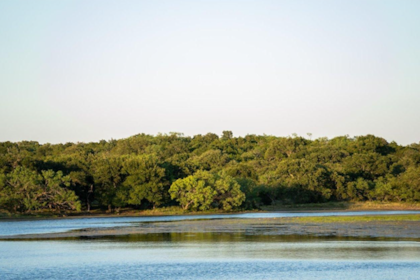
1,210,419,236
0,211,419,279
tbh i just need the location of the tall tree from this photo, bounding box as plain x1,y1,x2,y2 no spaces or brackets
122,154,166,208
91,156,124,212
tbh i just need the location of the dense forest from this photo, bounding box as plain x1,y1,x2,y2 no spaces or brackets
1,132,420,213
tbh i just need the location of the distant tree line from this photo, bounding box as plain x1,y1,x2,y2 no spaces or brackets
1,131,419,213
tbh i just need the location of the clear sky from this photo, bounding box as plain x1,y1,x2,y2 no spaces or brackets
1,0,419,145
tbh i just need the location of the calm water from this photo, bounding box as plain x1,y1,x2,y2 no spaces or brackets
1,212,420,279
1,210,419,236
1,233,420,280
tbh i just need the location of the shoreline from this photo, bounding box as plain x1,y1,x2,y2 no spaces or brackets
2,202,420,221
2,214,420,241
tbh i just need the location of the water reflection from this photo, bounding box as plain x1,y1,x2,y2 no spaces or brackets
1,210,420,236
78,231,403,243
46,232,420,261
1,234,420,280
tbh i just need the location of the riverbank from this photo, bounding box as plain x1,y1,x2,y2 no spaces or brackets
2,214,419,241
0,207,242,221
2,202,420,221
261,201,420,211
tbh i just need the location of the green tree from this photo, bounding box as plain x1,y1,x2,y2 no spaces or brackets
122,154,166,208
2,167,42,212
38,170,81,211
0,167,80,212
91,156,124,211
213,174,245,211
344,177,374,201
169,171,245,211
169,173,215,211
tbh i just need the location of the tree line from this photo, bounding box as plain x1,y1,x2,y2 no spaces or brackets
1,131,419,213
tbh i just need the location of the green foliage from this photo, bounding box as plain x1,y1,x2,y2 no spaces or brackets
0,167,80,212
122,154,166,208
213,174,245,211
169,172,215,211
1,132,420,213
91,156,124,210
235,177,262,209
187,149,229,172
344,178,374,201
39,170,81,211
169,171,245,211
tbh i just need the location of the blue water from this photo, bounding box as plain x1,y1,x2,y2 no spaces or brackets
1,210,419,236
1,237,420,280
1,212,420,279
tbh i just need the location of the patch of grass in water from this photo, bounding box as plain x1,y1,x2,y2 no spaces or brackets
262,201,420,211
288,214,420,223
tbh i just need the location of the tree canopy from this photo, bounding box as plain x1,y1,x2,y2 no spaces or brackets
1,132,419,213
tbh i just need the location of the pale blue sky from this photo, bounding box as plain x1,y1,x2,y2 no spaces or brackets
1,0,419,144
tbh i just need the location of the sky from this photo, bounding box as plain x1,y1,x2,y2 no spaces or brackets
0,0,419,145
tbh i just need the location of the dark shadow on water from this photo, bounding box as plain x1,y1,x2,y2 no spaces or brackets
73,232,418,243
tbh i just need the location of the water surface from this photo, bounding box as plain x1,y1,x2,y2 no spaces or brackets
1,210,419,237
0,233,419,280
1,212,420,279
